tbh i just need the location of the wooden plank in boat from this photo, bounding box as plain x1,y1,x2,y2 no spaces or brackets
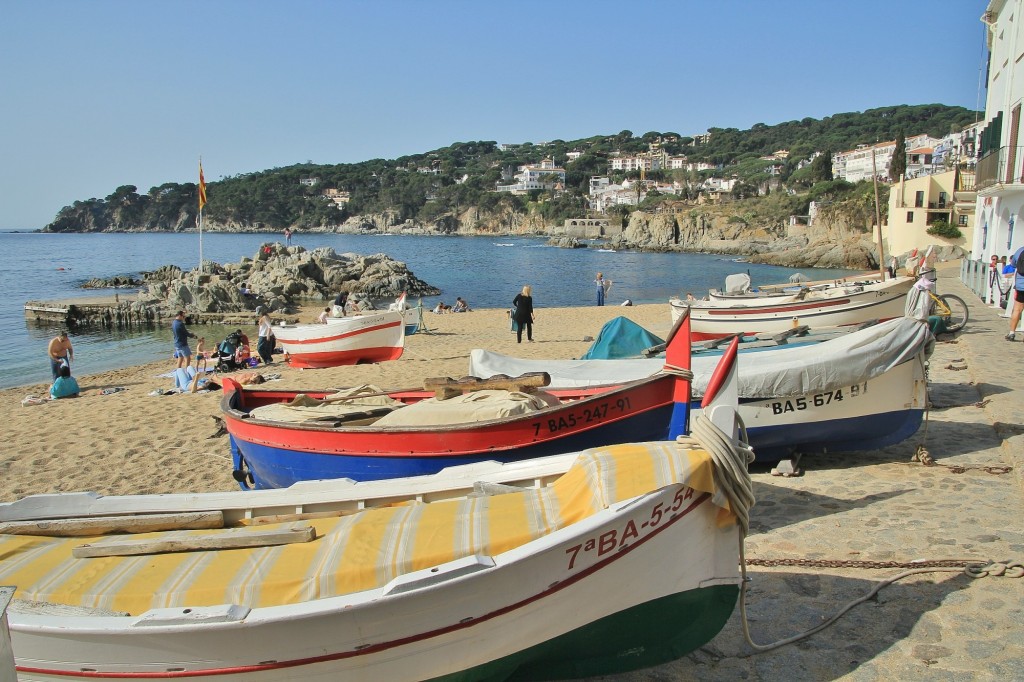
0,511,224,537
73,525,315,558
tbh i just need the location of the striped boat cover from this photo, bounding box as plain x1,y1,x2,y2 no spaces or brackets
0,442,727,616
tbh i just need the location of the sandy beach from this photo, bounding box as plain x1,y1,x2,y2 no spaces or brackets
3,274,1022,680
1,302,671,501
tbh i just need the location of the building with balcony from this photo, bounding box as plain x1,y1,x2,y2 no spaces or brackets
885,169,976,256
974,0,1024,268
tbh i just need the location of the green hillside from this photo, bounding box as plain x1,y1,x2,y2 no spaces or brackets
43,103,978,233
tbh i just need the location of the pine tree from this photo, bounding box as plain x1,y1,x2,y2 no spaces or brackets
889,128,907,182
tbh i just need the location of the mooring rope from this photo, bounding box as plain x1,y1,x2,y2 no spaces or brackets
678,408,1021,655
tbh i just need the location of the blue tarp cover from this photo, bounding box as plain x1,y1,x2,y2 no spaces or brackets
580,316,664,360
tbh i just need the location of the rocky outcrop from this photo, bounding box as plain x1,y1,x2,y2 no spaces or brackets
547,236,587,248
82,275,144,288
609,198,883,269
133,243,439,317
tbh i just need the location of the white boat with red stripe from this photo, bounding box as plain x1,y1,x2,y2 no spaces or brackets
273,310,405,368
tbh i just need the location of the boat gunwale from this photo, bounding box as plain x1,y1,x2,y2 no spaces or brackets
220,373,673,436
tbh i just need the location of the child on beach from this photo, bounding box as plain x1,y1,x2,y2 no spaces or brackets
194,337,208,372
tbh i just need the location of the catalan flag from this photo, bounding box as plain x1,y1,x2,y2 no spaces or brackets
198,161,208,210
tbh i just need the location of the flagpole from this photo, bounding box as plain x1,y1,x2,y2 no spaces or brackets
198,157,207,275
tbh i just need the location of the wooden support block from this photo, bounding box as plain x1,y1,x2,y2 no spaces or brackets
0,512,224,537
73,525,315,558
703,333,742,350
770,325,810,344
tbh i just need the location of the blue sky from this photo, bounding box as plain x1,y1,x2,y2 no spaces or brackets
1,0,988,229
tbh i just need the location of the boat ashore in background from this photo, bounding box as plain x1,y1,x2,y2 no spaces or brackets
0,360,748,681
583,314,880,361
705,271,886,303
387,291,421,335
470,316,931,463
222,315,694,489
272,310,405,369
672,276,915,341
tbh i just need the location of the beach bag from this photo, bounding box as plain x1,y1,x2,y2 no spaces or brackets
509,307,519,332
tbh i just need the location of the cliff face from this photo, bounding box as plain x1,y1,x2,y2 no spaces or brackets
610,199,881,269
45,196,883,268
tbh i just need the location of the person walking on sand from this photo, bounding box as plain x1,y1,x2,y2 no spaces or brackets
47,330,74,380
1007,245,1024,341
595,272,612,306
172,311,196,369
512,285,535,343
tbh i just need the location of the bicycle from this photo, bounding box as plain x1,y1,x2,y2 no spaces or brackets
919,269,969,333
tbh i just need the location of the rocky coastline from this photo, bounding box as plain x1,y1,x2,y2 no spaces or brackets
57,244,439,328
47,203,965,271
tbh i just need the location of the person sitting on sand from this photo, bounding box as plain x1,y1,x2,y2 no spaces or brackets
317,307,330,324
453,297,471,312
50,363,80,399
432,301,451,314
332,291,348,317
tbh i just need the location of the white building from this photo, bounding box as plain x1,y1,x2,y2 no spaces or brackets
974,0,1024,275
832,134,938,183
610,155,662,172
495,158,566,193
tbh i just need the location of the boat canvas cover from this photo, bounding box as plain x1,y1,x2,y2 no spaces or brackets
0,442,726,615
470,317,933,399
248,385,405,423
373,390,561,426
724,273,752,294
580,316,665,360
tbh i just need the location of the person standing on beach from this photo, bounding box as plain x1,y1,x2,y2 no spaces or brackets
512,285,535,343
284,228,293,246
1007,245,1024,341
47,330,74,380
171,311,196,369
595,272,612,306
257,309,275,364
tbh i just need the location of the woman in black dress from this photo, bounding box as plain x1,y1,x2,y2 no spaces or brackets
512,285,535,343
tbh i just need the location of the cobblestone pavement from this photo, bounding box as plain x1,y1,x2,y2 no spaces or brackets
588,273,1024,682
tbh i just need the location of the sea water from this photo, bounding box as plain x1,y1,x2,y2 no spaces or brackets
0,230,862,389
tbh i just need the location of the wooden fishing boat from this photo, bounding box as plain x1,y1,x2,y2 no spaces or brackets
222,315,694,489
272,310,405,368
0,354,748,681
672,276,915,341
388,292,421,335
469,316,931,463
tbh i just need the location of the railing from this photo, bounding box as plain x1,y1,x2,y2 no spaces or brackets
957,170,976,192
976,146,1024,190
961,258,989,299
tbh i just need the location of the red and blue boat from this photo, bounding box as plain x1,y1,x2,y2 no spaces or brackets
222,314,695,489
